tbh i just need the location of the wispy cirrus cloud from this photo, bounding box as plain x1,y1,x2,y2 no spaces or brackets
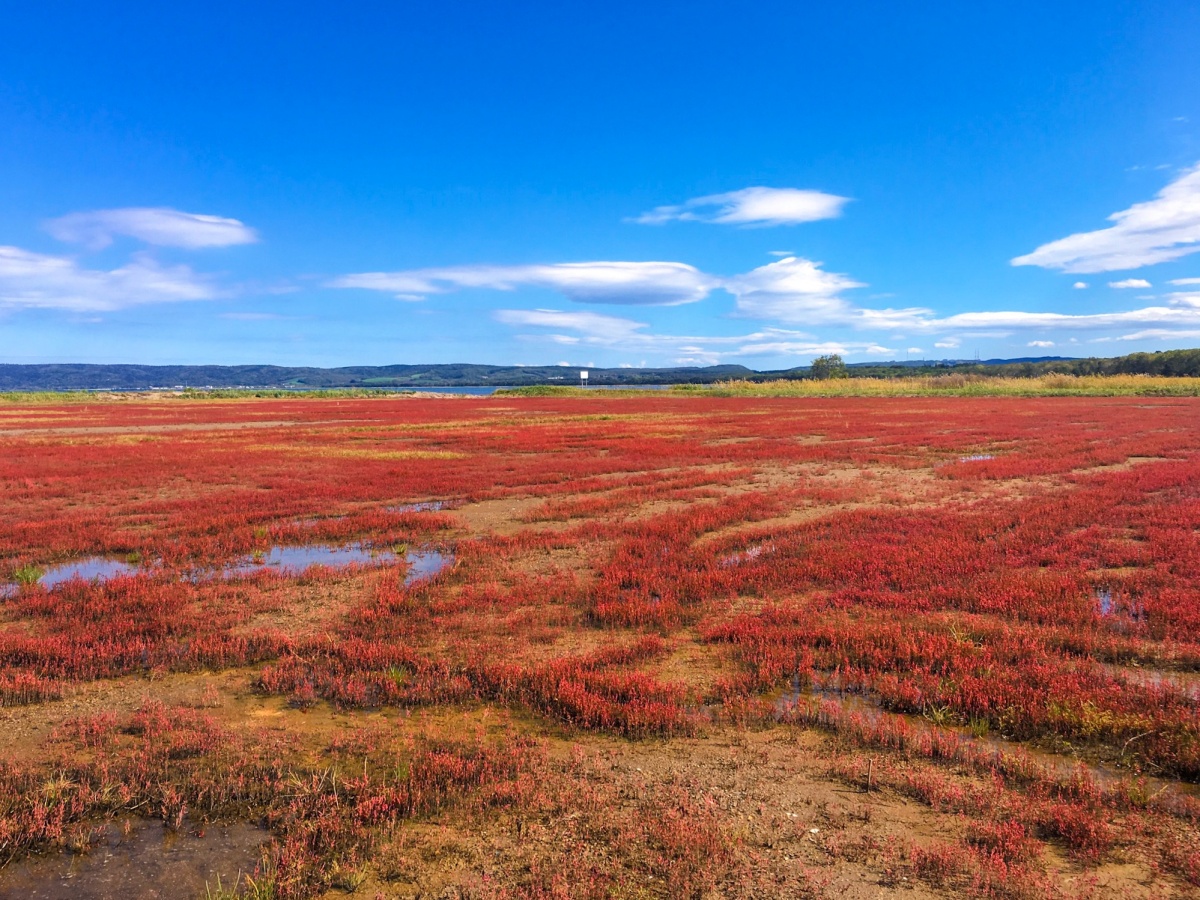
0,245,216,311
1012,163,1200,273
45,207,259,250
631,187,849,227
1109,278,1151,289
330,261,715,306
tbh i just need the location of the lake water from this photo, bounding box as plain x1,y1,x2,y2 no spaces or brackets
401,384,674,395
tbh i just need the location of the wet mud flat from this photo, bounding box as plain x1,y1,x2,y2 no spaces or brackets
0,819,267,900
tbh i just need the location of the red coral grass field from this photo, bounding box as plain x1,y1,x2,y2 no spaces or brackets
1,392,1199,898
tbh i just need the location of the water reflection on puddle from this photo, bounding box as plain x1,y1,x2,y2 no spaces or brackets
0,558,138,597
1094,587,1146,624
222,543,395,576
0,819,267,900
403,549,450,585
389,501,446,513
719,543,773,568
3,545,453,594
222,544,451,586
38,558,138,590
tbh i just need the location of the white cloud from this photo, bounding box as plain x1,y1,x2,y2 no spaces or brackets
338,255,931,330
724,256,863,322
0,245,216,311
45,207,258,250
1167,291,1200,308
331,261,715,306
1170,277,1200,285
337,252,1200,348
724,256,932,329
493,308,647,341
1012,163,1200,273
918,299,1200,332
1116,328,1200,341
632,187,849,227
1109,278,1152,289
493,308,892,365
1027,340,1055,347
907,347,923,354
1073,282,1089,289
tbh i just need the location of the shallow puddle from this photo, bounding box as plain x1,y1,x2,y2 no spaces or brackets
223,543,452,586
1094,587,1146,625
4,545,453,595
1101,662,1200,698
389,500,446,513
0,819,267,900
404,548,451,585
1,558,141,596
719,542,774,568
222,543,397,577
38,558,138,590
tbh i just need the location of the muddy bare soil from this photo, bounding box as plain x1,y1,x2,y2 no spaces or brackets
0,820,267,900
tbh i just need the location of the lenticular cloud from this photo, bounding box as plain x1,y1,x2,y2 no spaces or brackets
1012,163,1200,273
632,186,849,227
331,261,717,306
45,207,259,250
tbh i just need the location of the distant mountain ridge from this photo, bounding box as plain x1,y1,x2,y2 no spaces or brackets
0,363,755,391
2,349,1198,391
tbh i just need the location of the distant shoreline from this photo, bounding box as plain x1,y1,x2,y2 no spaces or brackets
3,349,1200,392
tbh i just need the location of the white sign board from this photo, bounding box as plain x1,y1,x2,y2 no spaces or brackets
580,370,589,380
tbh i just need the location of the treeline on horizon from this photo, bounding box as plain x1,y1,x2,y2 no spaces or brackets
2,348,1200,391
833,348,1200,380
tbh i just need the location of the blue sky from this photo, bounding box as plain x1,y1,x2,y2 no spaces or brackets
2,1,1199,368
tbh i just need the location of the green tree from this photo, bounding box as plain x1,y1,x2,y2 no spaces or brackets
810,353,848,380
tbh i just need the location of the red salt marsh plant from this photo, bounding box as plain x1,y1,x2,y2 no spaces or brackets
1,701,546,898
3,394,1200,895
